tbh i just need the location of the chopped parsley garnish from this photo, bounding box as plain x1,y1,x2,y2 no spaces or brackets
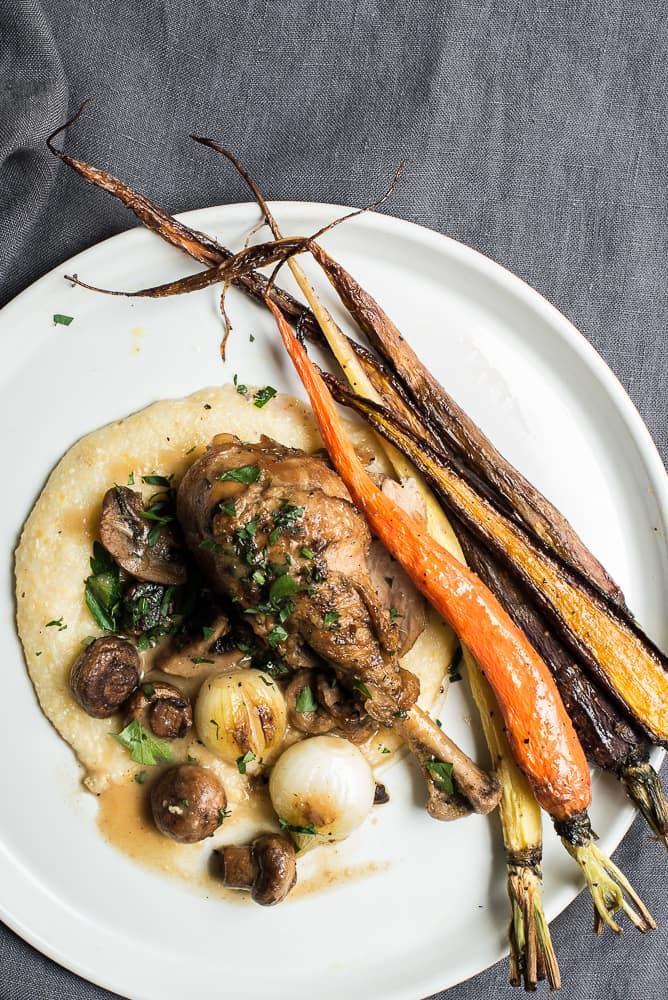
268,574,300,604
236,750,256,774
322,611,340,629
45,617,67,631
142,683,156,699
53,313,74,326
249,334,255,343
217,807,232,827
84,541,121,631
235,520,257,543
424,759,454,794
233,373,248,395
199,539,223,552
127,472,135,485
300,547,314,560
273,502,304,531
253,385,277,408
278,818,316,836
81,636,97,647
210,719,220,739
380,746,391,754
134,771,147,784
202,626,214,640
353,680,372,700
389,607,401,621
35,650,42,656
267,625,288,646
217,464,260,485
191,656,214,664
218,500,236,516
113,721,173,766
295,685,318,713
393,710,408,720
141,473,172,488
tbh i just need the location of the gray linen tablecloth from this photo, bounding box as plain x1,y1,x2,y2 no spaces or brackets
1,2,666,998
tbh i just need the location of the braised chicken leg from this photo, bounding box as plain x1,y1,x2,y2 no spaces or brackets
177,434,500,817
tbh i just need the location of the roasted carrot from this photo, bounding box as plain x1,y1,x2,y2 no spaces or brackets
266,295,655,933
264,296,589,821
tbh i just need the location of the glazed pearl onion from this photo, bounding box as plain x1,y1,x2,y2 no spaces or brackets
195,669,287,770
269,735,376,851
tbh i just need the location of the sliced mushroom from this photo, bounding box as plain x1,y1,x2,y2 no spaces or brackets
125,681,193,738
151,764,227,843
157,610,231,679
220,833,297,905
99,485,188,585
70,635,140,718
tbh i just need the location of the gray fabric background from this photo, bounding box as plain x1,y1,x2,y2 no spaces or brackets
1,0,666,997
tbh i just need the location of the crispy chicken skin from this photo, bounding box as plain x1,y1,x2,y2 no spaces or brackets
177,434,419,712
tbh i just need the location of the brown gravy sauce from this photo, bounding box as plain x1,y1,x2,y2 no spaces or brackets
97,776,389,902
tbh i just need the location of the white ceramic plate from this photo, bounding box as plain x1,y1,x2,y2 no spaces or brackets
0,204,666,1000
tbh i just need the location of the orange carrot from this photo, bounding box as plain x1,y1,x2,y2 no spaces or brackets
265,297,591,822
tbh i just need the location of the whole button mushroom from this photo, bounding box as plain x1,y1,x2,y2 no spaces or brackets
151,764,227,844
125,681,193,739
70,635,140,718
220,834,297,906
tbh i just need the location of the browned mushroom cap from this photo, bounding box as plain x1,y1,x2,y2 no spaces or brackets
125,681,193,739
99,485,188,586
220,834,297,905
151,764,227,843
70,635,140,718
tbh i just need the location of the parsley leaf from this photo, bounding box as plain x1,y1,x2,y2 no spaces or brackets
53,313,74,326
295,686,318,713
278,817,316,836
300,547,314,560
253,385,277,408
218,500,236,516
268,574,300,604
267,625,288,646
236,750,256,774
217,807,232,827
45,616,67,631
141,473,172,488
217,464,260,485
353,680,372,700
113,720,173,766
323,610,340,629
424,759,454,794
